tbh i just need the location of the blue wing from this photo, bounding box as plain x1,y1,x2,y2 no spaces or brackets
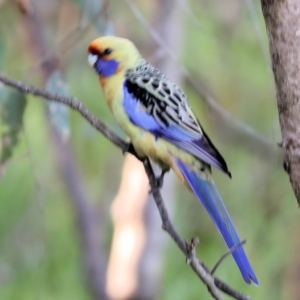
123,77,231,176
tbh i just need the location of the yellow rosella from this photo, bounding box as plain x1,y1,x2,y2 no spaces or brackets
87,36,258,285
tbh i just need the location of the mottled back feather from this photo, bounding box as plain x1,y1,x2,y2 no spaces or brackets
124,62,231,176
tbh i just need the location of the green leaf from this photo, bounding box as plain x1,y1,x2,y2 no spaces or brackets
46,71,70,140
0,89,27,165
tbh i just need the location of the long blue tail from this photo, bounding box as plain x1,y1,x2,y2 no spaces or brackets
176,159,258,285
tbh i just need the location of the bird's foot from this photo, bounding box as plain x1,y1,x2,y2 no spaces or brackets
149,167,170,194
155,167,170,189
122,142,144,163
122,142,135,155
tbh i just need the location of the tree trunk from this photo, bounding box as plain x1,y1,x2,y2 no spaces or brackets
261,0,300,205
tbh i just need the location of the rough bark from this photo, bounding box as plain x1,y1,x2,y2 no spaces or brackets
261,0,300,205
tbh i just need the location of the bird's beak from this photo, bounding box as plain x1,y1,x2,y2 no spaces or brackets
88,53,98,67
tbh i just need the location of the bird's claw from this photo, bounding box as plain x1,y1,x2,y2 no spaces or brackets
123,144,170,193
122,142,135,155
122,143,144,162
149,167,170,194
155,167,170,188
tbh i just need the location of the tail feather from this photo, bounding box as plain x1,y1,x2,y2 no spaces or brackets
176,159,258,285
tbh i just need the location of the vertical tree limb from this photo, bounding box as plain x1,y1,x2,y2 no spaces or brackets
261,0,300,205
16,1,109,298
53,130,108,300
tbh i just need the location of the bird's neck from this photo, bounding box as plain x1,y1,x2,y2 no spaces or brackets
99,56,145,108
99,72,124,109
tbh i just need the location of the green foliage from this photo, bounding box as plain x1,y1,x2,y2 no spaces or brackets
0,89,26,165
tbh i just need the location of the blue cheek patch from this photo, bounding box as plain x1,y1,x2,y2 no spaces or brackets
94,59,119,77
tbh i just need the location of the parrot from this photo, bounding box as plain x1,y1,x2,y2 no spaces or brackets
87,36,258,285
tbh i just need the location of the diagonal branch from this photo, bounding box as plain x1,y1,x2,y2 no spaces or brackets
0,74,250,300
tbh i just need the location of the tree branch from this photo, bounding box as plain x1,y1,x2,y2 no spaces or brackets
52,129,108,300
261,0,300,205
0,74,251,300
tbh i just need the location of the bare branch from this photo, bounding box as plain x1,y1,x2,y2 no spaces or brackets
184,75,278,160
261,0,300,205
53,130,108,300
142,158,250,300
211,240,246,276
0,74,127,150
185,238,224,300
0,74,251,300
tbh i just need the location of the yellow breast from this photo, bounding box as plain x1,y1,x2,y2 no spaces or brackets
99,70,124,109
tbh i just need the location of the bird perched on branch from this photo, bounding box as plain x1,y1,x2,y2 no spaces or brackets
87,36,258,285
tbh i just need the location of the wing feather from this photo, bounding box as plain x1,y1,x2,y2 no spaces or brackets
123,63,231,176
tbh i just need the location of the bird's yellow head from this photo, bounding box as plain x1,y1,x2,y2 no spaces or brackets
87,36,142,78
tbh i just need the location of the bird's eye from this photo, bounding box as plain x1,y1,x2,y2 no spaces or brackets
102,48,113,56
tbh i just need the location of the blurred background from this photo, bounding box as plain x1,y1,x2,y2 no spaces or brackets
0,0,298,299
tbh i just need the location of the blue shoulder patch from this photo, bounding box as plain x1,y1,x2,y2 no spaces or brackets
123,82,160,131
122,80,230,175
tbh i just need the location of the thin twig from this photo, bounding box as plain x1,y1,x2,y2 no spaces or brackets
0,74,251,300
211,240,246,275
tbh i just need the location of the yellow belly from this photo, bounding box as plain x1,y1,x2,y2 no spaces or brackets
108,90,207,184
